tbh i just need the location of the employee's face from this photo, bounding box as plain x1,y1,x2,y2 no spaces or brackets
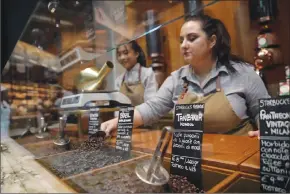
117,44,139,70
180,20,215,65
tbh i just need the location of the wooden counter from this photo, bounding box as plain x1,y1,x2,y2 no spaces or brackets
1,138,75,193
111,130,260,170
4,129,261,193
239,152,260,175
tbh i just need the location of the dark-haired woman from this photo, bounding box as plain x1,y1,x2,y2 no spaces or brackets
102,14,270,136
115,40,159,106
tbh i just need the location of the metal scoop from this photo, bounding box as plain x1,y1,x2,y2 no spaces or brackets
135,126,174,186
89,130,106,139
53,116,70,146
35,117,49,139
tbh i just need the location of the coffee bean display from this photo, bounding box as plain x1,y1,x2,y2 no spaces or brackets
37,136,133,179
168,174,205,193
23,139,83,158
15,134,51,145
65,161,165,193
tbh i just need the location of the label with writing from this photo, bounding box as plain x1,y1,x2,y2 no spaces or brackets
88,108,100,135
115,106,134,153
170,103,204,189
259,97,290,193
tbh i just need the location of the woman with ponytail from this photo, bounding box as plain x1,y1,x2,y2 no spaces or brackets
102,14,269,137
115,40,158,106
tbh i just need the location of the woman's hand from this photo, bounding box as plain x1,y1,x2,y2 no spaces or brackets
100,117,118,137
94,7,115,30
94,7,134,40
248,130,260,139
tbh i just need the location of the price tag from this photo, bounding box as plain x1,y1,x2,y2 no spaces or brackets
88,107,100,135
259,97,290,193
170,103,204,190
115,106,134,153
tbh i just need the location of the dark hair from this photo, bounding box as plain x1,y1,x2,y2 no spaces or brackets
116,40,147,67
184,14,249,73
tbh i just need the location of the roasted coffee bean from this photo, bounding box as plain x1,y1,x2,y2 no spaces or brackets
168,174,205,193
40,147,130,178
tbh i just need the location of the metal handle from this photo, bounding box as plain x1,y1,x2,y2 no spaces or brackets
39,117,45,133
146,126,174,180
135,126,173,186
59,116,66,138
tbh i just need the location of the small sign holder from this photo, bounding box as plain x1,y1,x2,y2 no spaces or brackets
88,107,100,135
115,106,134,154
170,103,205,190
259,97,290,193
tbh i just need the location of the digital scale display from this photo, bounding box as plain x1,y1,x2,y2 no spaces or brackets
61,96,80,105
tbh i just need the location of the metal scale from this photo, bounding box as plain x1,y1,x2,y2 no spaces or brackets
54,61,131,146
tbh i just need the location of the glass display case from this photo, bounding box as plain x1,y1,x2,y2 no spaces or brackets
1,0,290,193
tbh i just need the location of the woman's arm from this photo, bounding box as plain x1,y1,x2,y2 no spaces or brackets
101,108,144,136
245,70,271,137
101,75,175,135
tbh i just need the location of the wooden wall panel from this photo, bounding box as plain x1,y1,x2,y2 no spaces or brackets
159,3,185,74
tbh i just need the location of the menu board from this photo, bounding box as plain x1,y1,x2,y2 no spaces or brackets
259,97,290,193
170,104,204,189
115,106,134,153
88,107,100,135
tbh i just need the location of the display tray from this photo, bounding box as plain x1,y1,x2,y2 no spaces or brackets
239,152,260,175
22,138,85,158
63,156,234,193
14,133,52,145
222,173,260,193
36,146,144,179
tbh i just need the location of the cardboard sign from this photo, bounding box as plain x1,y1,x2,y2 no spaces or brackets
115,106,134,153
170,103,204,190
88,107,100,135
259,97,290,193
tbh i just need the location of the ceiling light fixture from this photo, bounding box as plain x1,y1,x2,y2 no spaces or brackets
48,0,59,13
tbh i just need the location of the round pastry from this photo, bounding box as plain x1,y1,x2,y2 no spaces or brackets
18,105,28,115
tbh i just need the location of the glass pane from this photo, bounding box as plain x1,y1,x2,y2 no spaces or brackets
2,0,290,193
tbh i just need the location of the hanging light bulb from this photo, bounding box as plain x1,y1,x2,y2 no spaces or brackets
48,0,59,13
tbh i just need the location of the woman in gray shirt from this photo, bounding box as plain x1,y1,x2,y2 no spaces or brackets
115,40,158,106
101,14,269,136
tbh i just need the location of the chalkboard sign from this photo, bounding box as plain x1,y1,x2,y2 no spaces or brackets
259,97,290,193
115,106,134,153
170,103,204,190
88,107,100,135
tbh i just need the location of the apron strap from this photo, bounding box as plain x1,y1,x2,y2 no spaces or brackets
181,75,222,96
216,76,221,92
122,65,142,84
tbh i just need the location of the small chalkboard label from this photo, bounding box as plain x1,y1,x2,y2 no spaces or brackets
88,107,100,135
115,106,134,153
259,97,290,193
170,103,204,190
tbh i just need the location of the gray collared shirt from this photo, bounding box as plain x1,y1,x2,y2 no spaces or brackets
115,63,159,102
136,61,270,126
